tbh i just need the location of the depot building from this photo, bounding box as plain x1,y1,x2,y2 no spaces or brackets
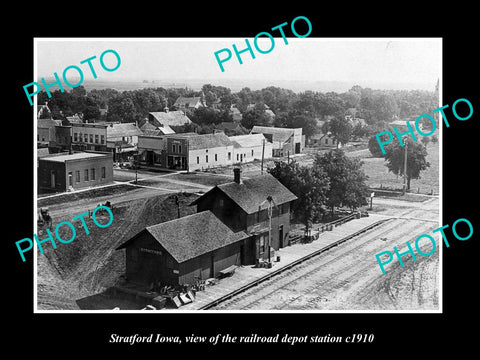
116,169,297,287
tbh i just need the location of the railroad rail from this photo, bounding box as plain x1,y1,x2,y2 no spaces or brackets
199,218,390,310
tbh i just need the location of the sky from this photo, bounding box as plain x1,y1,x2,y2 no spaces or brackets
35,38,442,91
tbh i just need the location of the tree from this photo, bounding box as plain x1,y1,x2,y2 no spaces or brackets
235,87,254,113
82,96,101,121
372,93,398,122
107,95,136,123
267,160,302,195
383,140,430,190
317,92,346,117
314,149,369,214
341,86,362,108
240,102,271,129
204,91,217,107
328,115,353,147
368,135,385,158
420,136,431,147
220,93,238,110
267,161,330,235
351,122,367,140
343,161,369,211
190,107,232,126
285,114,318,142
89,88,119,108
275,112,318,142
292,91,316,115
190,107,219,126
130,88,167,116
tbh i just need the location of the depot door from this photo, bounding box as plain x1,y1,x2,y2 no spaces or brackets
278,225,284,248
50,171,55,188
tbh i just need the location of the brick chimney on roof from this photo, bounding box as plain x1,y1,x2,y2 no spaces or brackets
233,167,242,184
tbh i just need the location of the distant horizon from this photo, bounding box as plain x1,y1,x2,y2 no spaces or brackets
36,77,438,94
35,38,441,94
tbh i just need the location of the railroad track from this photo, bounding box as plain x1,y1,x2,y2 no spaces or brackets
202,218,398,310
210,218,435,310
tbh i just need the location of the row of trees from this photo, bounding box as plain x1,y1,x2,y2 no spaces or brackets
267,149,369,234
37,83,437,141
269,141,432,234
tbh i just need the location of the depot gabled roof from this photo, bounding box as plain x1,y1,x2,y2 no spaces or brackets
190,173,298,215
116,210,249,263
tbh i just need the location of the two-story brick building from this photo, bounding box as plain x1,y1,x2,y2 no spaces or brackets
37,119,71,153
71,123,108,152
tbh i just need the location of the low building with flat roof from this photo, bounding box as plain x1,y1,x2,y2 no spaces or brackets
38,151,113,193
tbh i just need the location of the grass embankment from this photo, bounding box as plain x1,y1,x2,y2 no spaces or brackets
37,192,199,310
353,142,440,195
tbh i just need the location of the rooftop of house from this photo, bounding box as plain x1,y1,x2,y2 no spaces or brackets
347,116,366,127
37,148,51,158
191,173,298,214
246,103,271,111
66,114,83,123
171,132,233,150
246,103,275,117
141,128,175,137
106,122,143,138
71,123,108,129
116,210,249,263
37,118,63,128
149,111,193,127
229,133,267,148
39,152,109,163
251,126,299,143
174,96,203,108
139,121,176,135
230,105,241,115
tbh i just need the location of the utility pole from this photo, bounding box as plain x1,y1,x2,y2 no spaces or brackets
402,137,408,195
261,138,265,175
134,153,138,184
267,195,273,266
175,195,180,218
259,195,276,267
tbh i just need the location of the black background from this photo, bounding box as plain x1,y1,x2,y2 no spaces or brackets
5,4,478,355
